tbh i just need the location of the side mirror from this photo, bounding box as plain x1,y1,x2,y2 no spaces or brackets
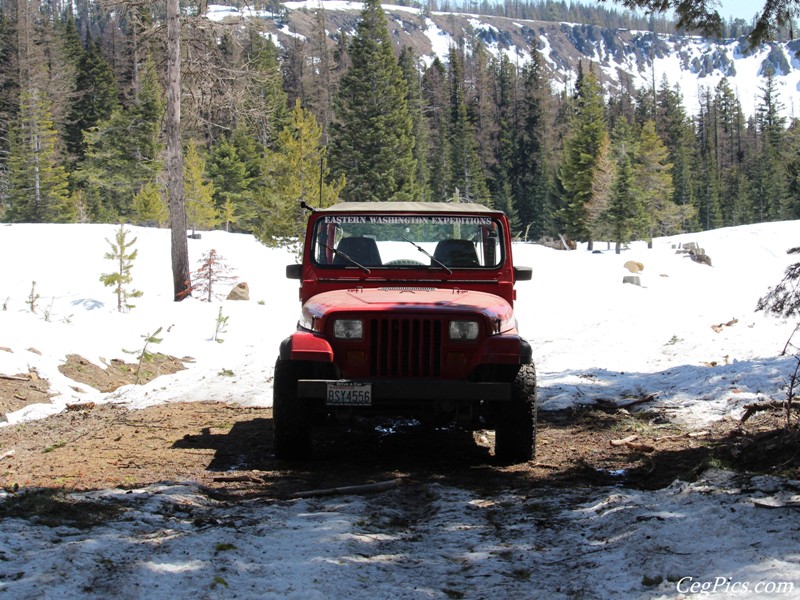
286,264,302,280
514,266,532,281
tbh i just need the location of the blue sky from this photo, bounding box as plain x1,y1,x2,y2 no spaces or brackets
590,0,761,22
712,0,761,21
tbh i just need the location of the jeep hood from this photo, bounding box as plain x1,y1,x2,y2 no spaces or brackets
302,287,515,327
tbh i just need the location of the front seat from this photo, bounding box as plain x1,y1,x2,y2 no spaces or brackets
333,237,382,267
433,239,480,268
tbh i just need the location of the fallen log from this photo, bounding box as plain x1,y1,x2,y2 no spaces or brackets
0,374,29,382
616,394,657,409
595,394,656,411
291,478,404,499
610,435,638,446
739,400,800,424
610,435,655,452
752,499,800,510
654,430,710,442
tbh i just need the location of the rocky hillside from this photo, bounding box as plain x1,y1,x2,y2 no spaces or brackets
209,1,800,119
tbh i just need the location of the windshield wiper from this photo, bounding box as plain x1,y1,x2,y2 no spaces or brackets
319,241,371,274
402,235,452,274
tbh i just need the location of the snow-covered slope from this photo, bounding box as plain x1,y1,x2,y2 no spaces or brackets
207,2,800,120
2,221,800,599
1,220,798,428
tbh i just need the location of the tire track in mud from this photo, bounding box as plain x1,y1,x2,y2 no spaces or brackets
326,481,599,599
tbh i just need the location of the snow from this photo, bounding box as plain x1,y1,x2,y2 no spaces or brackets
1,220,800,597
210,2,800,121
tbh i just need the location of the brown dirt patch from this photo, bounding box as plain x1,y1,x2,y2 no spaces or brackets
0,369,51,417
1,396,797,501
2,358,798,499
0,353,185,422
58,353,186,392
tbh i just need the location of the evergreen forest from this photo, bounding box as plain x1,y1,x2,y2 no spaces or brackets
2,0,799,250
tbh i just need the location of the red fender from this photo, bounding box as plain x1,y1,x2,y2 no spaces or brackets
280,331,334,363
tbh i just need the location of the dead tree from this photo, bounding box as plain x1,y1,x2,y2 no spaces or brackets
166,0,190,301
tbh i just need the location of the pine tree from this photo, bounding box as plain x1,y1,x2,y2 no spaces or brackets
695,91,723,229
132,181,168,226
512,52,554,239
329,0,419,202
491,54,518,228
65,38,119,164
183,140,219,235
605,143,642,254
635,120,680,241
587,134,615,242
422,57,452,202
0,12,20,179
753,71,788,221
712,78,747,226
785,122,800,219
447,47,490,205
206,133,254,232
100,224,143,312
557,66,609,243
191,249,237,302
75,55,164,221
399,46,430,200
656,78,696,231
253,100,344,246
5,89,74,223
467,41,499,178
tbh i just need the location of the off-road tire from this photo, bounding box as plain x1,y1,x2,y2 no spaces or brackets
272,358,312,460
494,363,537,464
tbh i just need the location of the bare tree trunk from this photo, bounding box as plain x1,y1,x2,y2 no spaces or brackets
166,0,190,301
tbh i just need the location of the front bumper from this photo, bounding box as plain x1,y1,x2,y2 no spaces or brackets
298,379,512,402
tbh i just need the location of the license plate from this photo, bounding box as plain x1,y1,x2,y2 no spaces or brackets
326,381,372,406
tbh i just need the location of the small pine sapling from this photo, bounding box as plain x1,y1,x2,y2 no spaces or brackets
124,326,163,384
100,224,143,312
213,306,229,343
191,249,237,302
27,281,40,313
42,298,54,322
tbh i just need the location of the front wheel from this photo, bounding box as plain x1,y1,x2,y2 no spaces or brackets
494,363,537,464
272,359,312,460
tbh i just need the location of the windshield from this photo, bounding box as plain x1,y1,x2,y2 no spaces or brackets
311,213,504,270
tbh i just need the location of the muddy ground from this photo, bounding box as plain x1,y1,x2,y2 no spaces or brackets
1,355,799,505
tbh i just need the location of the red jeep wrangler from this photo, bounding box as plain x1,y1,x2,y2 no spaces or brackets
275,202,536,463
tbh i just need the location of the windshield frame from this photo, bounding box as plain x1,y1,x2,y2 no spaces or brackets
310,212,507,272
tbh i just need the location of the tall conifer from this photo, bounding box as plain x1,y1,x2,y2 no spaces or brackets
183,140,219,235
75,55,164,221
422,57,451,202
253,100,344,245
513,52,553,239
329,0,418,202
66,39,119,163
206,133,254,233
557,66,609,243
5,90,73,222
447,47,490,204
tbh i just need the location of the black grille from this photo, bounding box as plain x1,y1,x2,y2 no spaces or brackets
369,317,444,377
